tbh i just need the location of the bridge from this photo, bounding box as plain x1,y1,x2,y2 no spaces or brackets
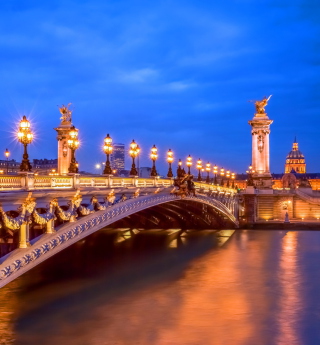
0,175,239,288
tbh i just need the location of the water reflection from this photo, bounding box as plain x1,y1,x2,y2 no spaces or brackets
276,231,302,345
1,230,320,344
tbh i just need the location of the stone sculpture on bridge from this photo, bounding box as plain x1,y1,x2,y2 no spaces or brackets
249,95,272,115
59,103,72,123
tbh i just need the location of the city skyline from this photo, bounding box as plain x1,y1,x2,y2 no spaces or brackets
0,1,319,174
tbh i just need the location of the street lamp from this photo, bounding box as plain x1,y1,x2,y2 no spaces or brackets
220,167,225,186
205,162,210,183
129,139,139,176
67,126,80,174
226,170,230,187
186,155,192,174
246,164,255,186
103,134,113,175
4,148,10,174
213,165,218,185
167,149,173,178
17,115,33,172
150,145,158,177
177,159,183,178
197,159,202,181
231,172,235,188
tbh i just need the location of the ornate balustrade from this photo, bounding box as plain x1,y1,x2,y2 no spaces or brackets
0,174,236,193
0,176,22,190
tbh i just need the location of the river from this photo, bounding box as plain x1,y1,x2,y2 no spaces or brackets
1,229,320,345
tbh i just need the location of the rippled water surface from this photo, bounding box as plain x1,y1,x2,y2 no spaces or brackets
1,229,320,345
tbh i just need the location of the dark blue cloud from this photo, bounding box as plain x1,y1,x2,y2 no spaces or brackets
0,0,319,174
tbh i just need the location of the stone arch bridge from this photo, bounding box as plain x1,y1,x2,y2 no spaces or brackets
0,176,239,288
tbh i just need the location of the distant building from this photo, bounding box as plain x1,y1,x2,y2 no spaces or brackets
33,159,58,175
0,159,20,174
139,167,151,178
111,143,125,172
285,138,306,173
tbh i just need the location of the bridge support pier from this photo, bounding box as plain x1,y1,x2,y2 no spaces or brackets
19,222,30,248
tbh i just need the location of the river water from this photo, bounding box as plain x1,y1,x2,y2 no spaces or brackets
1,229,320,345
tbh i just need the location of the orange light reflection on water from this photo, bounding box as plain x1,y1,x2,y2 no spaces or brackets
276,231,302,345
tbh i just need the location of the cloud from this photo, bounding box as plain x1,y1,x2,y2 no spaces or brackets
117,68,159,84
166,81,195,92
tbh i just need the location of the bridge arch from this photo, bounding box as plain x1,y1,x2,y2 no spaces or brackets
0,193,238,288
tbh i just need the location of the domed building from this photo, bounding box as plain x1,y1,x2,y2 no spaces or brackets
285,138,306,173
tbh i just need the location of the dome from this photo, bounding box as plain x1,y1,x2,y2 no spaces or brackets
284,138,306,174
286,149,305,159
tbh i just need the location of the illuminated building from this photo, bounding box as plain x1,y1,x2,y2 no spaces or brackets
285,138,306,173
33,159,58,174
111,143,125,172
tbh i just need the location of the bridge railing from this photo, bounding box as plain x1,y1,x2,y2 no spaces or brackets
194,181,236,195
0,176,22,190
0,174,237,193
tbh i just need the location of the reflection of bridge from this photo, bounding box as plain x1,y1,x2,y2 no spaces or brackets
0,177,239,288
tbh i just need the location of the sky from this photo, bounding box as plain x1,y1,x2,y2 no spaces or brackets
0,0,319,175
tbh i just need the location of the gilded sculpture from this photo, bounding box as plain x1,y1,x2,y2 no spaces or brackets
250,95,272,115
59,103,72,123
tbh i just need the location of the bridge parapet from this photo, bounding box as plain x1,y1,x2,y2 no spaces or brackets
0,174,235,192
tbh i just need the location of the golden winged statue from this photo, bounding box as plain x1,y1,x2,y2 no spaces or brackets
249,95,272,115
59,103,72,123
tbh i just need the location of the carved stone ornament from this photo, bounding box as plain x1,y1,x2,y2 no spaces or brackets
257,135,264,153
62,142,68,157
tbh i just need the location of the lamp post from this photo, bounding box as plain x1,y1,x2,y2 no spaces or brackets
205,162,210,183
150,145,158,177
213,165,218,185
4,148,10,174
246,164,255,186
167,149,173,178
103,134,113,175
67,126,80,174
220,167,225,186
197,159,202,181
226,170,230,187
129,140,139,176
231,172,235,188
17,116,33,172
177,159,183,178
186,155,192,174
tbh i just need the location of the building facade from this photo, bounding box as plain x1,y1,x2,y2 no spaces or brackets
285,138,306,173
0,159,20,174
33,159,58,174
139,167,151,178
111,143,125,172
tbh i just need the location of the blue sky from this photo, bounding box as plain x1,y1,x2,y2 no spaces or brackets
0,0,319,174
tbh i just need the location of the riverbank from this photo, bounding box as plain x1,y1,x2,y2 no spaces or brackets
241,221,320,230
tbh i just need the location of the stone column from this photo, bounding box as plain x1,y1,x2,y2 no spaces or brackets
248,112,273,188
54,120,73,175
